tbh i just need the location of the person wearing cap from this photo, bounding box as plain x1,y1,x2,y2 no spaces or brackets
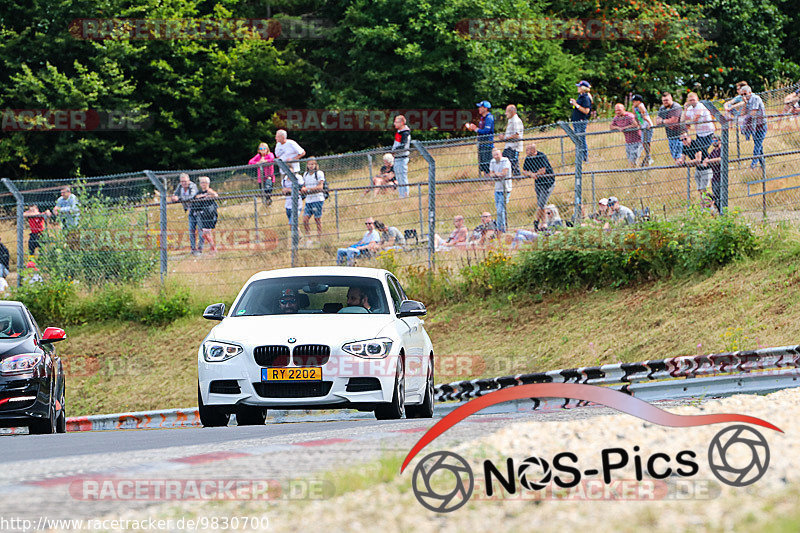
488,148,512,232
683,92,716,150
677,131,712,199
499,104,523,177
631,95,654,166
468,212,499,246
570,81,592,163
465,100,495,176
741,85,767,169
521,143,555,229
610,103,643,168
605,197,635,226
276,288,300,314
392,115,411,198
248,142,276,206
657,92,686,163
592,198,610,222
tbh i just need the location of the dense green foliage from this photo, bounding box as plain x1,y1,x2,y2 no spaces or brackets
399,211,759,304
1,0,797,178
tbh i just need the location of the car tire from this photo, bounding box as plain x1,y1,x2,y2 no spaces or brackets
198,385,230,427
406,358,434,419
56,389,67,433
29,396,57,435
235,405,267,426
375,357,405,420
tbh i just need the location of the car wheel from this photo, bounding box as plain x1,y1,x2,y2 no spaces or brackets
56,390,67,433
375,357,405,420
29,397,57,435
198,385,230,427
407,358,434,419
235,405,267,426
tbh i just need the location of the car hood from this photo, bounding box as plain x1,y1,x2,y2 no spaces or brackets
210,314,397,346
0,335,37,357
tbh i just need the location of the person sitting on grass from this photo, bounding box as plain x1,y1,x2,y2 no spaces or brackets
603,197,635,229
336,218,381,266
369,154,397,197
539,204,563,232
368,220,406,254
434,215,469,251
468,212,499,247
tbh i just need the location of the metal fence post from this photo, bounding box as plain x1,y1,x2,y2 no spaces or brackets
334,190,340,239
417,183,423,239
253,196,259,242
686,167,692,208
144,171,167,283
276,160,299,266
702,101,729,213
591,172,596,212
560,136,565,166
413,141,435,270
1,179,24,287
367,153,374,186
762,162,767,221
557,121,582,223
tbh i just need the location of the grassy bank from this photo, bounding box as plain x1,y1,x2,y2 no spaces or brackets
57,221,800,416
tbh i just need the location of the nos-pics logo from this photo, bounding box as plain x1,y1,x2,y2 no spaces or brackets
402,384,780,513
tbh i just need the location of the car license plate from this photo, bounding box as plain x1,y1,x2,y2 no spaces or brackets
262,367,322,381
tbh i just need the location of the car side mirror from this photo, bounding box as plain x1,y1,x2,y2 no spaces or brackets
203,303,226,321
397,300,426,318
41,327,66,344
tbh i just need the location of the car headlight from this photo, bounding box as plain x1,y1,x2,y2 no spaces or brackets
342,338,393,359
0,354,43,374
203,341,243,362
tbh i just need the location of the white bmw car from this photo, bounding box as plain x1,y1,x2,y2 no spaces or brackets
197,267,435,426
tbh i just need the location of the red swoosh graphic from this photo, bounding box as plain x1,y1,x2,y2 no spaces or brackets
400,383,782,473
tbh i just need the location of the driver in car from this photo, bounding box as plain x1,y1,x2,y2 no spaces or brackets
277,288,300,314
0,315,20,337
346,287,371,311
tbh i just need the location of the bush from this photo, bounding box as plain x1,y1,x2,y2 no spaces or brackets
37,183,158,285
10,278,76,324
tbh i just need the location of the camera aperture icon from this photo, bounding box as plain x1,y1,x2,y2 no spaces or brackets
708,425,770,487
412,451,474,513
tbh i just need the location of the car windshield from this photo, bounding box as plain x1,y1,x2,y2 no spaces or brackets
0,306,29,338
231,276,390,316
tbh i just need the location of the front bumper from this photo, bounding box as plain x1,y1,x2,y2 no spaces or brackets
0,375,50,427
199,351,400,409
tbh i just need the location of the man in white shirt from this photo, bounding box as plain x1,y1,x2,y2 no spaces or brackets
499,104,523,177
683,92,715,148
741,85,767,168
274,129,306,175
488,148,512,232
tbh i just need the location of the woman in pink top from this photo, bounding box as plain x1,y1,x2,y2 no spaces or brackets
249,142,276,206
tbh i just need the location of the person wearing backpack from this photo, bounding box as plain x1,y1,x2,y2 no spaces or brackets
301,158,325,240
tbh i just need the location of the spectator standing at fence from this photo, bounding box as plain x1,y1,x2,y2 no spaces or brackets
724,82,750,140
741,85,767,169
0,237,9,278
657,92,685,163
281,167,305,226
488,148,512,232
782,86,800,124
499,105,523,176
194,176,219,255
465,100,495,176
610,103,643,168
392,115,411,198
23,205,51,256
677,132,711,200
248,142,276,206
631,95,654,166
569,81,592,162
275,130,306,177
521,143,555,229
170,173,201,255
336,218,381,265
683,92,716,149
434,215,468,251
301,158,325,240
370,153,396,196
54,186,79,229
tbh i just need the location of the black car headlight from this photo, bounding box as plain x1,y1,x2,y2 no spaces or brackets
203,341,243,362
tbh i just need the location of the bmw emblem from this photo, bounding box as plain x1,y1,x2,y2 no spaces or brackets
288,338,297,344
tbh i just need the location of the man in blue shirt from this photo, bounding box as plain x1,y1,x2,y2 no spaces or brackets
466,100,495,176
54,186,80,229
570,81,592,162
336,217,381,266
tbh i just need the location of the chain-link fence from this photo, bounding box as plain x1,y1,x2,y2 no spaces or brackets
2,84,799,292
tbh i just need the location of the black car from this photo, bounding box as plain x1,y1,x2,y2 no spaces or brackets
0,302,66,434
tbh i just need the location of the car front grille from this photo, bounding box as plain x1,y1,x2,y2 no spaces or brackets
292,344,330,366
252,381,333,398
253,345,290,367
345,377,382,392
209,380,241,394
